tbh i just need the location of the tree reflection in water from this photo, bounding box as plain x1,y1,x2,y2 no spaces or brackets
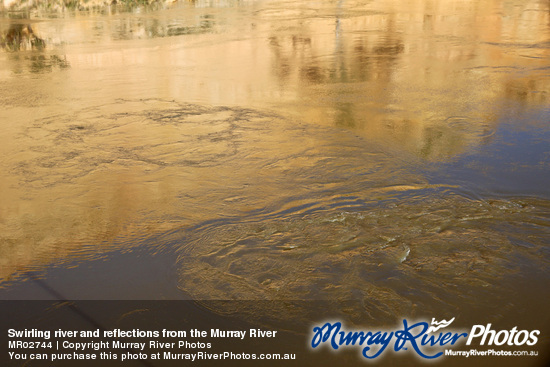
1,23,45,51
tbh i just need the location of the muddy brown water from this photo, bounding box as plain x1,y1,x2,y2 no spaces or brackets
1,1,549,355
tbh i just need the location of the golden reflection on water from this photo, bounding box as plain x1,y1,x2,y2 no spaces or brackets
0,0,549,303
2,0,547,152
1,99,404,280
266,0,549,158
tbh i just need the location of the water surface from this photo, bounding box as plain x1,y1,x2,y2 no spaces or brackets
1,0,549,331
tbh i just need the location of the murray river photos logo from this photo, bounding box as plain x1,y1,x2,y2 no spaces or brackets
310,318,540,360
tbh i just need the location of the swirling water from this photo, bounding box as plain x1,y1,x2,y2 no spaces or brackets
0,0,549,330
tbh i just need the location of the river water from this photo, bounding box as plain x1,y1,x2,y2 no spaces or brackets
1,0,549,333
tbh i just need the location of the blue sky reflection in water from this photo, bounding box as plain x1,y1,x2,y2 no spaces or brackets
0,0,549,331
